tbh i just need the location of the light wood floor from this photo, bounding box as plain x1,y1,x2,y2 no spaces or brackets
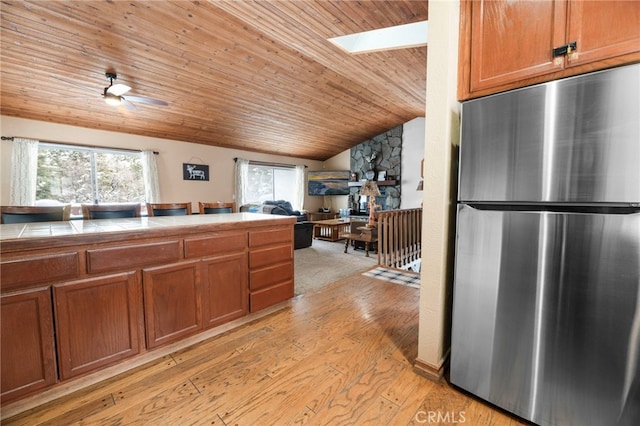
3,273,528,426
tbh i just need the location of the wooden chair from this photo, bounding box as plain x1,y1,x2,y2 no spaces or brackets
1,205,71,224
81,203,141,220
198,201,236,214
146,202,192,216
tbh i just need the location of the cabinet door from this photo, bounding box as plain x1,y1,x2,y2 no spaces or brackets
566,0,640,67
53,273,140,380
467,0,566,93
143,261,202,349
201,252,248,329
1,287,57,403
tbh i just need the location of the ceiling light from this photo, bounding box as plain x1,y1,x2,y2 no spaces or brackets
329,20,428,54
104,93,122,106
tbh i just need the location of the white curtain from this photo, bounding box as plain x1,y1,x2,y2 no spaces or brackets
141,150,160,203
10,138,39,205
235,158,249,207
294,164,305,211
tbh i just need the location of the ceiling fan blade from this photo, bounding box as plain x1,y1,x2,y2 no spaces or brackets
107,83,131,96
124,94,168,106
121,98,137,111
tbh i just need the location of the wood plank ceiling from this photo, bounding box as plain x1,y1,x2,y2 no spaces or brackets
0,1,428,161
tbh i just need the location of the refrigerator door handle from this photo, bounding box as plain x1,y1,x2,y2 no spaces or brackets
463,203,640,215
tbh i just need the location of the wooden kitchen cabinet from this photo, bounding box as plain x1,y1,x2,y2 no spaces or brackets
458,0,640,99
1,287,57,403
566,1,640,67
184,232,249,329
248,227,294,312
142,261,202,349
53,272,141,380
1,214,295,404
144,233,251,345
201,252,248,328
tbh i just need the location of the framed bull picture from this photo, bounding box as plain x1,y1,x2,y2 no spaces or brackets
183,163,210,181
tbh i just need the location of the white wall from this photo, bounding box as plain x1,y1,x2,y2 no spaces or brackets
0,116,325,212
0,116,425,214
401,117,426,209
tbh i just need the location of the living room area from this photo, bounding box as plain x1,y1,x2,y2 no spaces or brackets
231,118,424,296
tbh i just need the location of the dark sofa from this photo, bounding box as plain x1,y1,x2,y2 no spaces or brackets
240,200,307,222
262,200,308,222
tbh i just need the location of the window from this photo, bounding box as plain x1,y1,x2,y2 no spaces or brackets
244,164,297,204
36,143,145,216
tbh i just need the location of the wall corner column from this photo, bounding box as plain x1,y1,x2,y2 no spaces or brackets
415,0,461,381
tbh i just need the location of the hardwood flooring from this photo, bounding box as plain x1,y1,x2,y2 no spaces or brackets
2,273,528,426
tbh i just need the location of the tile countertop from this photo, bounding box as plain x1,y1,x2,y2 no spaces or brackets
0,213,296,252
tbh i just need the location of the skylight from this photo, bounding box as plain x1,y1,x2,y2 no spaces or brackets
328,20,428,54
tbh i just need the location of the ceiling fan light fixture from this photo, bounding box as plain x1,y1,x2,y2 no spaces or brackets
101,72,167,109
104,92,122,106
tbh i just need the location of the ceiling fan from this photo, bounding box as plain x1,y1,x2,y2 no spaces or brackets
103,72,168,110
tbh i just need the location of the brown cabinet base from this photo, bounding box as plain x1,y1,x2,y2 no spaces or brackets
202,252,248,328
249,280,294,313
0,215,295,404
248,227,294,312
143,262,202,349
53,273,141,380
1,287,57,403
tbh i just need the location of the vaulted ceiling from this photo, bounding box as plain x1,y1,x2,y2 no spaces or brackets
0,1,428,161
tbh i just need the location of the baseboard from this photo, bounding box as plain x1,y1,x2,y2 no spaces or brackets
413,352,450,382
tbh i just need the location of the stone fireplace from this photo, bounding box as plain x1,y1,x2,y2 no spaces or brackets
349,125,402,212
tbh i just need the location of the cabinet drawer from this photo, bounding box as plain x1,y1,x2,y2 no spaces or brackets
249,228,292,248
87,241,180,274
249,262,293,291
249,244,292,269
184,233,246,258
249,280,293,312
1,253,79,291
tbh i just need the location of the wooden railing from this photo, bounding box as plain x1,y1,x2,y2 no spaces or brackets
377,208,422,269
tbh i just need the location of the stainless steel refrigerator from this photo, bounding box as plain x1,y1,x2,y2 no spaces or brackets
450,64,640,426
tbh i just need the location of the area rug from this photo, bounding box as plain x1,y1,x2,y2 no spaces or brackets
362,267,421,288
294,239,377,295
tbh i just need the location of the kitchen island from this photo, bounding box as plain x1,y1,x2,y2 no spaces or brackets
0,213,295,405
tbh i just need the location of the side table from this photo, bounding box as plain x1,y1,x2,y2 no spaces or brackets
340,226,378,257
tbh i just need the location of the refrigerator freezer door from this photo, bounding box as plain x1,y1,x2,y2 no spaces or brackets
451,205,640,426
458,64,640,204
